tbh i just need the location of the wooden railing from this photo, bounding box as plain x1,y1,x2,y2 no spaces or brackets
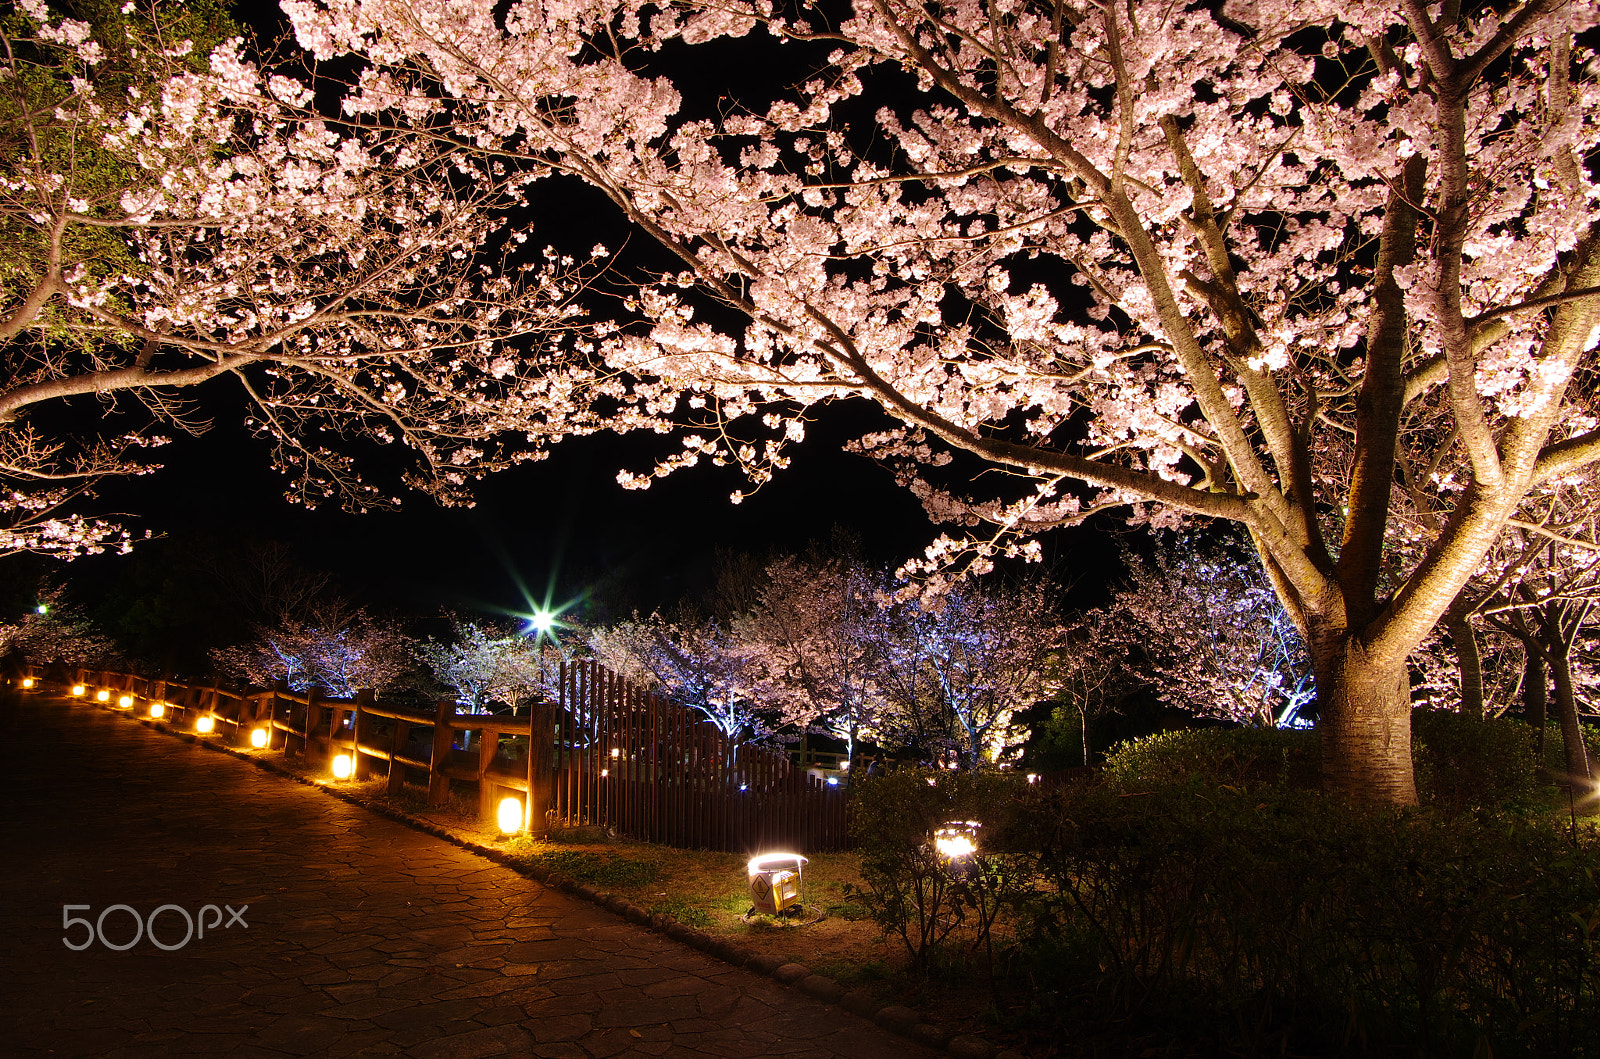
33,659,851,853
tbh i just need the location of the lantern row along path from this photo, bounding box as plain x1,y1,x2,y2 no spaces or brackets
0,691,939,1059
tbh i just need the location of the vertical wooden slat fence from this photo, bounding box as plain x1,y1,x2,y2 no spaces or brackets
546,659,850,853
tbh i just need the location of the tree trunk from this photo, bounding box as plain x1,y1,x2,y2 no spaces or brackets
1550,639,1591,782
1523,647,1548,761
1446,611,1484,718
1311,633,1419,805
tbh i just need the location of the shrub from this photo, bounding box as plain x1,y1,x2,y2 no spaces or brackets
1411,708,1538,814
1100,726,1319,791
1018,782,1600,1056
846,769,1034,972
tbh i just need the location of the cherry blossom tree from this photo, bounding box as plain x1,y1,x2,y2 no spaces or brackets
287,0,1600,803
1,0,599,552
420,616,552,713
1092,538,1317,728
733,553,886,767
0,580,118,668
586,611,769,742
867,576,1066,767
211,600,415,696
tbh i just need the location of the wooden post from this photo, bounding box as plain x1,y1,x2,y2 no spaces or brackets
302,687,322,760
351,689,373,781
428,699,454,807
477,724,497,823
387,710,411,796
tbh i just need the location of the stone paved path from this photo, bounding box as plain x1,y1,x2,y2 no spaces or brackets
0,692,938,1058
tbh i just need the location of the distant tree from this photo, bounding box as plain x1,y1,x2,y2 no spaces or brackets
868,577,1066,767
586,611,767,743
421,617,551,714
735,553,886,768
1036,623,1140,767
211,601,414,697
1094,539,1317,728
0,580,116,668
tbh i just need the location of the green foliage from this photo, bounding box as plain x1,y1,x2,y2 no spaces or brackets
1018,783,1600,1056
1100,726,1320,791
1412,708,1539,814
523,849,660,888
845,769,1034,971
645,895,709,928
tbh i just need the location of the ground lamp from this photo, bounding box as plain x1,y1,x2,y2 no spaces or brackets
331,754,353,780
195,715,215,735
747,853,808,915
933,821,981,861
250,728,269,749
20,677,34,689
70,684,86,697
148,702,165,719
497,796,524,835
95,689,111,703
119,694,135,709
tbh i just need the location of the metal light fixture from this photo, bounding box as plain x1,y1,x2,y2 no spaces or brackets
934,821,981,861
747,853,808,915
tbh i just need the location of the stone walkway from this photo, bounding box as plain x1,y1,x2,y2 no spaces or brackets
0,691,940,1058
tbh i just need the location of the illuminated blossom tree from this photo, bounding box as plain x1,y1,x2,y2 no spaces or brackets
1094,539,1317,728
0,1,597,552
734,553,886,767
285,0,1599,804
586,612,768,742
211,602,415,696
867,577,1066,767
421,617,551,713
0,581,118,668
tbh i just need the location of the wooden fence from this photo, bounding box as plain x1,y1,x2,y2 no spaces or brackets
36,659,850,853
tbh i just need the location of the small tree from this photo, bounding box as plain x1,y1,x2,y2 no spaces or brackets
421,617,550,714
587,611,767,743
212,602,414,697
1095,539,1317,728
869,577,1066,767
0,580,116,669
735,554,886,769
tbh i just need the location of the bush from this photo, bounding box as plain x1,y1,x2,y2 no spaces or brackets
1018,782,1600,1056
846,769,1034,972
1100,726,1320,791
1412,708,1539,814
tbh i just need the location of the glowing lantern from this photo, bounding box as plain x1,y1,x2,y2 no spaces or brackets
20,677,35,689
933,821,981,861
331,754,353,780
118,694,134,709
747,853,808,915
497,796,524,834
70,684,86,697
250,728,269,749
148,702,165,719
609,747,620,758
196,715,215,735
95,689,110,703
